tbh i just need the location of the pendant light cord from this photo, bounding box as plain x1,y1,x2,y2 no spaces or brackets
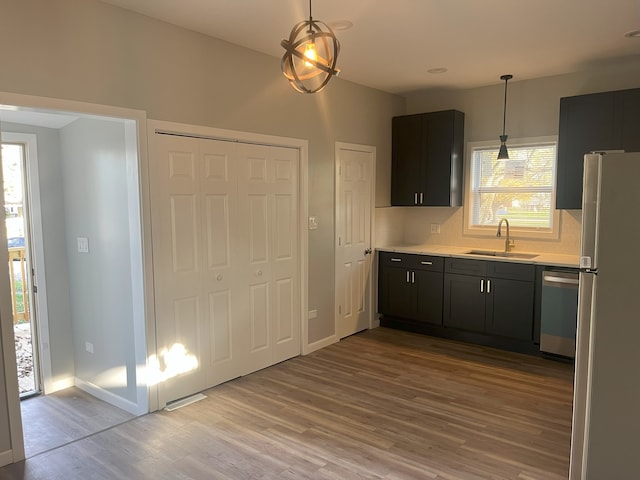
502,77,508,136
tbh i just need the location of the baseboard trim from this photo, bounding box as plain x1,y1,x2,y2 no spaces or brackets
0,449,13,467
75,378,144,416
45,376,75,395
303,334,337,355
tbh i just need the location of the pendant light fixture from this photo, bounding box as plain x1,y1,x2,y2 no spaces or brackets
498,74,513,160
281,0,340,93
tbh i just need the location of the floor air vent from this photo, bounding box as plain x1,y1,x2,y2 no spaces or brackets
164,393,207,412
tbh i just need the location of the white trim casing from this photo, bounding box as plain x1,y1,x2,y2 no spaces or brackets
0,91,152,463
463,136,560,240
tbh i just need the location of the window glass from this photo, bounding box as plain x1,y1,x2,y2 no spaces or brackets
469,141,556,230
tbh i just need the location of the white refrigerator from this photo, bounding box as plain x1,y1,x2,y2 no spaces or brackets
570,152,640,479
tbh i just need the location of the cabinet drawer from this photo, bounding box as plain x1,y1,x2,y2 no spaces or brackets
486,261,535,281
445,257,486,276
379,252,443,272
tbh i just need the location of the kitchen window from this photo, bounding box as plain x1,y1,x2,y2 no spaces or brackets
464,136,559,238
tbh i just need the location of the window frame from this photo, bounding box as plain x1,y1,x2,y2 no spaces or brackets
463,135,560,240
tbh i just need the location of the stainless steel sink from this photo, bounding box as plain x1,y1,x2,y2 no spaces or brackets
465,249,538,259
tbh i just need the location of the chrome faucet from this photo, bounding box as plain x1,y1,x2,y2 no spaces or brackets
496,218,515,252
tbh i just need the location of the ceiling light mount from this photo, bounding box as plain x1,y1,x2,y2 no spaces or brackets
498,74,513,160
281,0,341,93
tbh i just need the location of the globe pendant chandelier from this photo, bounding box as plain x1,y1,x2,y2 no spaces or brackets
281,0,340,93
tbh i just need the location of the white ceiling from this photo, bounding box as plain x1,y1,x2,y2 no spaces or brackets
98,0,640,94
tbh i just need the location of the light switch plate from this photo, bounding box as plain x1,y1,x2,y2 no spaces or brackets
308,216,319,230
430,223,441,234
77,237,89,253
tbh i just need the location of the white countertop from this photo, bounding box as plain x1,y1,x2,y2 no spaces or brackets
377,243,579,268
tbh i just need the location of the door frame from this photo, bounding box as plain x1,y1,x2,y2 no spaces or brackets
334,142,377,339
1,132,47,396
0,91,151,464
146,119,309,364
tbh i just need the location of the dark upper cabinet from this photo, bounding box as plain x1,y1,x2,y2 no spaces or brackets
391,110,464,207
556,88,640,209
618,88,640,153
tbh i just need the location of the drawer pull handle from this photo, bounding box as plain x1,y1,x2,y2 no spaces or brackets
391,258,402,262
421,261,433,265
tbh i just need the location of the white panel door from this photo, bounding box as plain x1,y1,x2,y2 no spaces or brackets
335,144,374,339
151,134,208,405
199,139,242,388
152,135,241,405
152,133,300,406
237,144,300,374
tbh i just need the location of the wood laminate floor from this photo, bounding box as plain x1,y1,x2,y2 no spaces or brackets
20,387,135,458
0,328,574,480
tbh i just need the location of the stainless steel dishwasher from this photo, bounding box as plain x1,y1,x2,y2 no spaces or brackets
540,270,579,358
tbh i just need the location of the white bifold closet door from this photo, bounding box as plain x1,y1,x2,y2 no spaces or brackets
151,134,300,406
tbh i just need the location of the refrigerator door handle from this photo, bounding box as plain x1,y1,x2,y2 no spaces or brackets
580,154,601,268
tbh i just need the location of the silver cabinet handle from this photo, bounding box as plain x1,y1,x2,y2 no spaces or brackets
414,193,418,205
419,192,424,204
487,279,491,294
480,279,484,293
421,261,433,265
406,271,410,283
411,271,415,284
391,258,402,262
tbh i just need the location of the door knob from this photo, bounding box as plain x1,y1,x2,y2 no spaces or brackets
364,248,372,255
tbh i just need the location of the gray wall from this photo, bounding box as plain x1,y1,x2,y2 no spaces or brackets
60,118,138,404
403,57,640,148
1,123,75,386
0,0,405,347
372,60,640,256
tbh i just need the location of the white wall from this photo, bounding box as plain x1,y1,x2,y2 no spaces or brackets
375,60,640,255
1,123,75,387
59,117,139,407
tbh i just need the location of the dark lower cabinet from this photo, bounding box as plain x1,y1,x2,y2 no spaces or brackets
484,277,534,340
442,273,485,332
443,258,535,341
379,252,538,354
378,252,443,325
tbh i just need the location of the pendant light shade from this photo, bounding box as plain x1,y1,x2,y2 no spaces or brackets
497,74,513,160
281,0,340,93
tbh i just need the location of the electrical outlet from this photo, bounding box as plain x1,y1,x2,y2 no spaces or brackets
430,223,441,234
308,309,318,319
308,216,319,230
85,341,94,354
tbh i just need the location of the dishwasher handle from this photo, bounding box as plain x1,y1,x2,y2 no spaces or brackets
543,271,579,286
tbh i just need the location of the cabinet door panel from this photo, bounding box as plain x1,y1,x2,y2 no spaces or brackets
416,270,443,325
380,267,416,318
485,277,534,340
557,92,617,209
391,115,422,205
443,273,485,333
618,88,640,153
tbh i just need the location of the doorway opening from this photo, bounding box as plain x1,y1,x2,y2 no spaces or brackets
2,141,39,398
